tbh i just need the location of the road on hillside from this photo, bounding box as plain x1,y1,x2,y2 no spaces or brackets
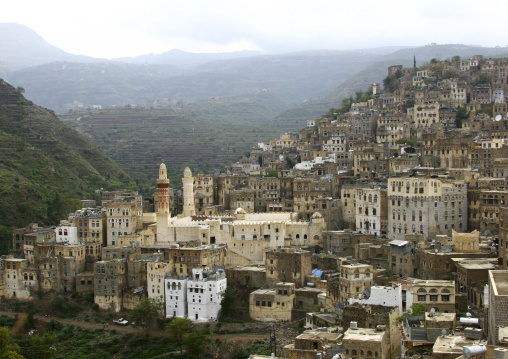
0,311,271,342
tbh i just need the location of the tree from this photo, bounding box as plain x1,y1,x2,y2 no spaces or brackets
15,87,25,94
397,303,427,323
220,287,237,317
430,58,439,64
166,317,193,358
475,72,491,84
383,71,402,92
130,298,163,333
451,55,461,62
285,157,296,169
183,330,209,358
0,328,24,359
456,106,470,128
442,67,457,79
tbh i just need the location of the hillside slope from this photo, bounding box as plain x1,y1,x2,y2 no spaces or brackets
274,45,508,129
0,79,133,228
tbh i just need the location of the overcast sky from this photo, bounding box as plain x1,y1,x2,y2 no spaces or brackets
2,0,508,59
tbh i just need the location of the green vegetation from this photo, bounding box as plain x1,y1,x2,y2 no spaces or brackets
383,69,403,92
166,317,193,358
0,79,134,229
452,55,461,62
475,72,491,84
397,303,426,323
442,67,457,79
59,106,277,193
220,287,237,318
129,298,164,333
326,88,374,119
455,107,470,128
396,138,417,147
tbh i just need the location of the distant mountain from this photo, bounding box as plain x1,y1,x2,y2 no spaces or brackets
0,79,134,228
0,23,102,69
5,50,382,115
116,49,264,67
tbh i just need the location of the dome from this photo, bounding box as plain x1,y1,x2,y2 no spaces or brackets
158,163,168,180
235,207,246,214
311,212,323,219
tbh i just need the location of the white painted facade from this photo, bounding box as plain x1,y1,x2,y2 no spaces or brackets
164,267,226,321
187,268,226,321
165,277,188,318
55,226,78,244
349,285,404,315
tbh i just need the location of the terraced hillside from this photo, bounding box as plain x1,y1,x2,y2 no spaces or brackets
0,79,134,228
60,106,278,188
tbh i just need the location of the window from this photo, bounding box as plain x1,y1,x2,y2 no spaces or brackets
430,295,438,301
442,295,450,302
418,295,426,301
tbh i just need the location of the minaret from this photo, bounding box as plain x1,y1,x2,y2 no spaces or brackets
157,163,170,214
182,167,196,217
156,163,171,244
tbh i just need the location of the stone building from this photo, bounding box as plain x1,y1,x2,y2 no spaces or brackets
105,194,143,247
193,174,214,216
249,282,295,322
35,242,86,293
500,206,508,268
167,244,227,277
455,258,496,308
411,279,455,313
331,263,374,304
389,240,417,278
154,210,325,266
387,177,467,241
94,259,127,312
340,186,357,230
69,209,105,270
323,231,375,259
265,247,312,287
2,258,37,299
355,187,388,237
342,303,401,358
342,326,389,359
284,329,341,359
487,270,508,345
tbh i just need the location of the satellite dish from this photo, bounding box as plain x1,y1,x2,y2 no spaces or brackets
495,114,502,121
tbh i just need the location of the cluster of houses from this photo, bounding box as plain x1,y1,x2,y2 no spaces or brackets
3,55,508,358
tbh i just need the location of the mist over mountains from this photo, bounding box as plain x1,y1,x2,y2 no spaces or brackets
4,23,508,191
3,23,508,131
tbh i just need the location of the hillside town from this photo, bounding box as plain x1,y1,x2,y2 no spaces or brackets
4,55,508,359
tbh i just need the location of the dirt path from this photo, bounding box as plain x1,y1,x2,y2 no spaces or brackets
0,310,271,342
0,311,148,335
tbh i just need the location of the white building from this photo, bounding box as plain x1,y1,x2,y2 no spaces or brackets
165,276,188,318
165,267,226,321
55,225,78,244
187,268,226,321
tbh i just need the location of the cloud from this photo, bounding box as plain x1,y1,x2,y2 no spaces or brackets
1,0,508,58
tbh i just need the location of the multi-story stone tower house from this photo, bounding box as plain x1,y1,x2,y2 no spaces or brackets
182,167,196,217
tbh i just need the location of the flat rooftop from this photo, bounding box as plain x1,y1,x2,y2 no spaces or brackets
343,328,385,342
432,335,483,355
490,270,508,296
425,312,456,322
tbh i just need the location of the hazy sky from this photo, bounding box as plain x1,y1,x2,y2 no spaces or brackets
2,0,508,59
